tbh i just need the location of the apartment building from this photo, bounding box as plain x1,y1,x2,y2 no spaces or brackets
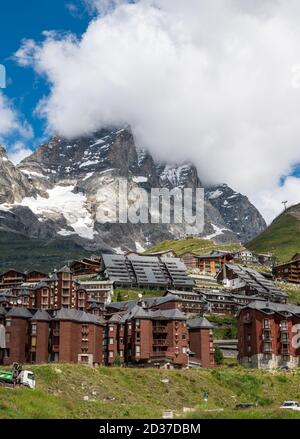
237,301,300,369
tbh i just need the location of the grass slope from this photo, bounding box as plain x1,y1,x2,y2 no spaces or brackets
1,364,300,419
145,238,241,256
0,231,90,273
248,205,300,263
113,287,163,302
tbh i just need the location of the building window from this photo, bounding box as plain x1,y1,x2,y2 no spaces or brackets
109,337,114,345
6,319,11,327
109,351,114,358
263,319,270,329
182,347,187,354
280,321,288,330
109,325,114,332
136,345,140,355
31,323,37,335
31,336,37,348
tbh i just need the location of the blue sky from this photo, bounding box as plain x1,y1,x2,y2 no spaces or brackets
0,0,91,148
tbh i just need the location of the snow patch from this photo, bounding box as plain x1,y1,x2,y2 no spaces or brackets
89,139,106,147
82,172,94,181
20,169,46,179
132,176,148,183
19,185,96,240
79,160,99,168
135,241,145,252
207,189,223,200
204,223,229,240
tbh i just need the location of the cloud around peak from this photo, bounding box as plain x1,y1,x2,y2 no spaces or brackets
14,0,300,222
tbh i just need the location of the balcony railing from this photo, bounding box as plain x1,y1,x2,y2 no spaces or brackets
281,347,290,355
263,344,272,353
262,333,273,341
152,351,168,357
153,326,168,333
153,339,168,347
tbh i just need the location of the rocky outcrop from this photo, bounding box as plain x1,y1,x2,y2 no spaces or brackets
0,128,266,252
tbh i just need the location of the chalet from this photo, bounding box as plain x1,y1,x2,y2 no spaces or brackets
25,271,48,283
234,249,259,265
237,301,300,369
197,289,266,315
257,253,273,266
70,257,102,276
273,253,300,284
216,264,287,303
195,251,235,275
180,252,198,269
0,270,26,289
77,280,114,305
163,290,208,315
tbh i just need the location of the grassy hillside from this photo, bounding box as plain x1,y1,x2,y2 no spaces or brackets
145,238,241,256
248,204,300,263
1,364,300,419
113,287,163,302
0,231,91,273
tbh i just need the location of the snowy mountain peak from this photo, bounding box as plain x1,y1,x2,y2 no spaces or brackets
0,127,266,251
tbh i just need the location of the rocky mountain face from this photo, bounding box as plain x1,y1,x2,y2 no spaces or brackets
0,127,266,252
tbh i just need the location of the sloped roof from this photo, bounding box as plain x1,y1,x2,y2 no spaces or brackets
240,300,300,316
6,308,33,318
31,310,51,321
152,308,186,321
57,265,71,273
224,264,287,299
187,317,214,329
53,308,104,324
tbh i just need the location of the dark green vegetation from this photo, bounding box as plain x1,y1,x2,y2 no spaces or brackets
1,364,300,419
208,315,237,340
145,238,241,256
0,231,90,273
248,204,300,263
278,282,300,305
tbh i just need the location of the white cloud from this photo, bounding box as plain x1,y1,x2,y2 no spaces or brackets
7,141,33,165
14,0,300,222
0,92,33,139
254,176,300,224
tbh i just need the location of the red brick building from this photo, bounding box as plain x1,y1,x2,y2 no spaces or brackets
2,307,104,366
237,301,300,369
187,317,215,368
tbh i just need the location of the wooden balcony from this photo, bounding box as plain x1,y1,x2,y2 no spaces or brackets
153,326,168,333
153,339,168,347
152,351,168,357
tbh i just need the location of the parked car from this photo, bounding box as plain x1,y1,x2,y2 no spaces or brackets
278,365,290,372
280,401,300,411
